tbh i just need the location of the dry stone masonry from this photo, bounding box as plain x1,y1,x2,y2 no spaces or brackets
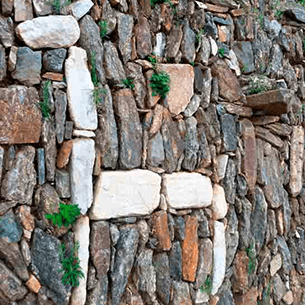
1,0,305,304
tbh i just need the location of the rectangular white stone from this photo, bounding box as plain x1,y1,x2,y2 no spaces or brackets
162,172,212,209
90,169,161,220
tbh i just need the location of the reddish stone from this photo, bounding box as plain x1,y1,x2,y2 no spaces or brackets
56,140,73,168
151,211,171,251
205,3,229,13
135,15,152,59
182,215,198,282
232,251,249,293
26,274,41,293
234,287,258,305
15,205,35,232
42,72,63,82
230,9,243,16
0,87,42,144
240,119,257,193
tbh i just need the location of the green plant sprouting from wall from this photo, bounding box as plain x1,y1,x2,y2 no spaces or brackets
218,48,225,58
200,275,213,295
246,241,256,275
248,75,268,95
98,20,108,40
149,70,171,99
53,0,71,14
59,241,84,287
122,78,135,89
39,80,52,119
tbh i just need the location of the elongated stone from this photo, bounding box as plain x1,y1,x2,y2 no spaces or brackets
0,146,4,182
37,148,45,185
55,89,67,144
55,169,70,198
70,0,94,20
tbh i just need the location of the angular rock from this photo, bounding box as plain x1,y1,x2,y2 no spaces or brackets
70,139,95,214
151,211,171,251
54,89,67,144
11,47,41,86
183,95,200,117
166,23,183,59
239,198,252,249
147,131,165,167
197,35,211,66
42,121,56,182
0,86,42,144
200,68,212,108
111,228,139,305
220,114,237,152
117,13,134,63
65,46,98,130
56,140,73,169
65,121,73,139
73,130,95,138
255,126,283,148
33,0,53,16
15,205,35,232
223,158,236,204
211,184,228,220
234,287,258,305
0,17,14,49
16,16,80,49
26,274,41,294
163,172,213,209
43,49,67,74
0,146,3,182
217,154,228,180
232,251,248,293
55,169,71,198
14,0,33,22
169,241,182,281
181,20,196,63
0,46,6,81
37,148,45,185
0,209,22,243
277,236,292,274
70,0,94,20
1,0,14,16
232,41,255,73
270,253,282,277
153,32,166,57
90,170,161,220
70,216,90,305
171,281,192,305
135,15,152,58
113,89,142,169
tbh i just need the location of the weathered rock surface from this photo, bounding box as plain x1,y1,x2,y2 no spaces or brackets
70,0,94,20
117,13,134,63
16,16,80,49
135,15,152,58
151,211,171,251
90,170,161,219
211,184,228,220
0,16,14,48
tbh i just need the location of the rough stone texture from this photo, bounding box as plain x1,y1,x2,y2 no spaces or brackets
159,64,194,116
232,251,248,293
135,15,152,58
289,126,304,197
117,13,134,63
182,215,198,282
220,114,237,152
15,205,34,232
26,274,41,294
181,20,196,63
90,170,161,220
37,148,45,186
277,235,292,274
65,46,98,130
111,228,139,305
55,89,67,144
151,211,171,251
0,16,14,48
70,216,90,305
270,253,282,276
70,0,94,20
16,16,80,49
217,154,228,180
212,221,226,295
14,0,33,22
113,89,142,169
232,41,255,73
211,184,228,220
239,198,252,249
55,169,71,198
0,46,7,81
32,0,53,16
0,86,42,144
31,229,71,305
1,146,36,204
163,172,213,209
223,158,237,204
70,139,95,214
169,241,182,281
43,49,67,73
171,281,192,305
42,121,56,182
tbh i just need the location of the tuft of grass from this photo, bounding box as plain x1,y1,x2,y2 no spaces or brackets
196,27,207,44
200,275,213,295
89,51,98,87
246,241,256,275
53,0,71,14
45,203,81,228
92,87,107,105
149,71,170,99
59,241,84,287
248,75,268,95
122,78,135,89
218,48,225,58
98,20,107,40
148,54,157,69
39,80,52,119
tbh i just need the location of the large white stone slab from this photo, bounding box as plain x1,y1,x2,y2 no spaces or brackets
70,216,90,305
16,16,80,49
90,170,161,220
71,0,94,21
70,139,95,214
162,172,212,209
211,221,226,295
65,46,98,130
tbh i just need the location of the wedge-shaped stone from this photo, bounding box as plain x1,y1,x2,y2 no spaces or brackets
65,46,97,130
246,89,292,115
162,172,212,209
90,170,161,220
16,16,80,49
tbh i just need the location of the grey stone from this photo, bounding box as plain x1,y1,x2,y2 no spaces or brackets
205,13,217,39
197,35,210,66
0,210,22,243
70,0,94,20
37,148,45,185
273,274,286,304
43,49,67,73
266,209,277,244
1,146,36,205
11,47,42,86
183,95,200,117
65,121,73,139
232,41,255,74
101,0,117,35
0,45,7,81
54,89,67,144
31,229,71,305
182,116,199,171
194,67,204,94
267,43,283,76
135,15,152,59
236,175,248,197
171,281,192,305
14,0,33,22
110,224,120,247
218,288,234,305
2,0,14,16
166,24,183,59
147,131,164,168
285,3,305,23
277,235,292,274
200,68,212,108
197,126,211,168
174,216,185,240
117,13,134,63
223,158,236,204
153,252,171,304
239,197,252,249
0,146,4,182
21,239,31,266
169,241,182,281
55,169,71,198
42,122,56,182
111,227,139,305
252,31,271,73
95,85,119,169
198,214,210,238
220,114,237,152
104,41,126,85
181,20,196,63
79,15,105,84
33,0,53,16
0,16,14,48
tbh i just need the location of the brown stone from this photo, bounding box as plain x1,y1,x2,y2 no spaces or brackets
159,64,194,116
26,274,41,293
148,104,164,136
283,291,293,304
0,87,42,144
151,210,171,251
255,126,284,148
135,15,152,59
218,25,228,42
14,0,33,22
230,8,243,16
56,140,73,168
221,102,252,117
211,60,243,102
246,89,292,115
15,205,35,232
209,296,220,305
205,3,229,13
240,119,257,193
266,123,292,137
42,72,63,82
250,116,280,125
2,0,14,15
232,251,249,293
182,215,198,282
234,287,258,305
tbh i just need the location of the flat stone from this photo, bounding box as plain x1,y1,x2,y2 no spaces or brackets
147,131,165,168
223,158,236,204
181,20,196,63
182,215,198,282
26,274,41,294
217,154,228,180
234,287,258,305
232,41,255,74
135,15,152,58
270,253,282,277
0,86,41,144
15,205,35,232
70,0,94,20
166,23,183,59
232,251,248,293
73,130,95,138
183,95,200,117
289,126,304,197
266,123,292,137
55,169,71,198
11,47,41,86
8,45,17,72
1,0,14,16
90,170,161,220
65,121,73,139
0,209,22,243
70,139,95,214
211,184,228,220
43,49,67,73
273,273,286,303
0,147,4,182
16,16,80,49
283,291,293,305
163,172,212,209
0,260,27,301
65,46,97,130
171,281,192,305
255,126,284,148
277,236,292,274
0,46,6,81
226,204,239,267
113,89,142,169
151,211,171,251
169,241,182,281
14,0,33,22
42,121,56,181
57,140,73,168
54,89,67,144
211,221,226,295
153,32,166,57
197,35,211,65
220,114,237,151
159,64,194,116
37,148,45,186
70,216,90,305
33,0,53,16
20,239,31,266
43,72,63,82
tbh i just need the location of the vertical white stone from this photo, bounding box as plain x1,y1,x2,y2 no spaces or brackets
70,216,90,305
65,46,98,130
70,139,95,214
211,221,226,295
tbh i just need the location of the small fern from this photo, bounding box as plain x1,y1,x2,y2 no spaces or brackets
122,78,135,89
39,80,52,119
149,71,170,99
98,20,107,40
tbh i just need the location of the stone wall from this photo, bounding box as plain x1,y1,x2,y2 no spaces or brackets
1,0,305,304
